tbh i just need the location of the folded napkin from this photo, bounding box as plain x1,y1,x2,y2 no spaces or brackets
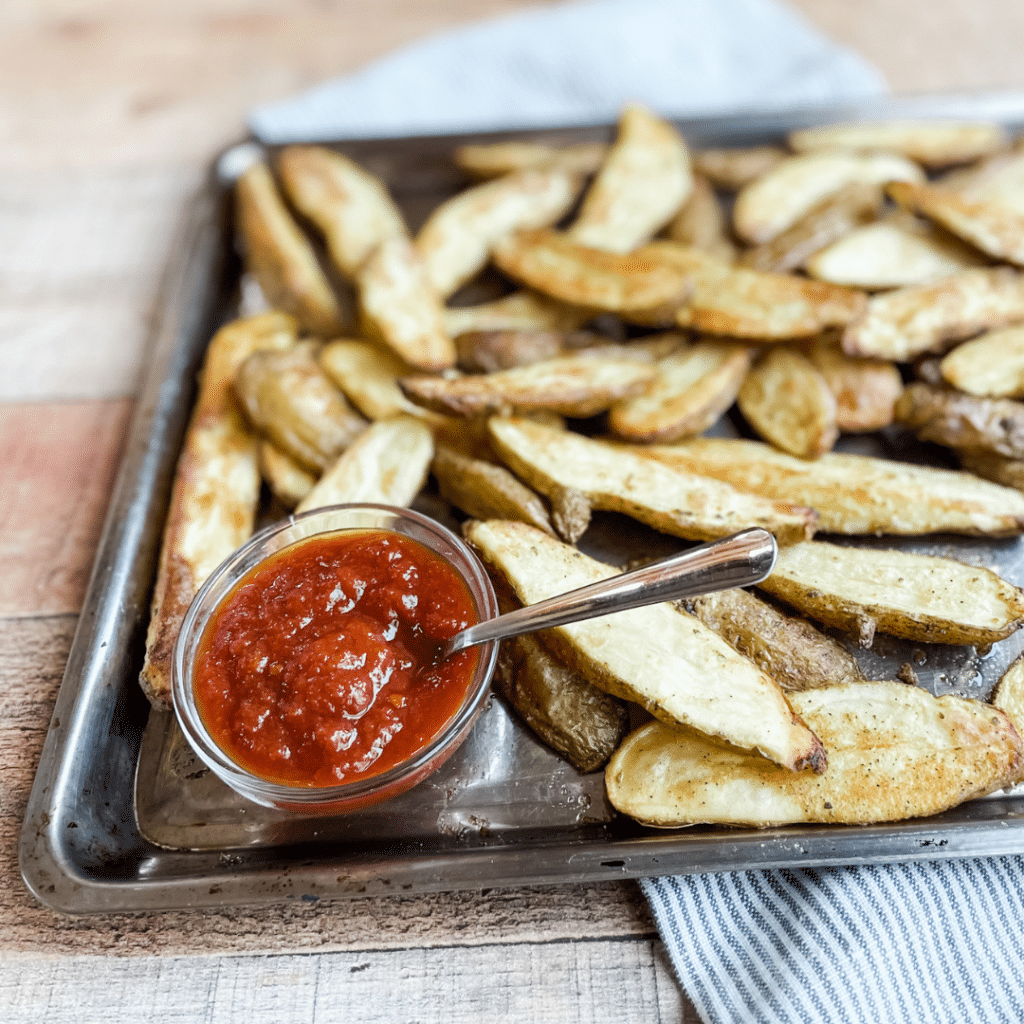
248,4,1024,1022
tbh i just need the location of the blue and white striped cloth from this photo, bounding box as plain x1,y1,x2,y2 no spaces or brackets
642,856,1024,1024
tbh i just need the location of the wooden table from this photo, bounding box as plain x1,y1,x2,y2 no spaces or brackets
3,2,1024,1019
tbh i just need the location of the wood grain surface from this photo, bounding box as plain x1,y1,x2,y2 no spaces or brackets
4,1,1024,1020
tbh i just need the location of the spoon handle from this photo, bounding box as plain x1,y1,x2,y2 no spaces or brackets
445,527,777,658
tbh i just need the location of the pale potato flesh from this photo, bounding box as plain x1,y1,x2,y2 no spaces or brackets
992,655,1024,783
631,436,1024,536
789,120,1008,168
693,145,786,191
453,140,608,180
608,340,752,443
464,519,825,772
733,151,924,245
488,416,817,545
319,338,434,421
140,312,297,708
842,268,1024,361
606,682,1022,827
356,236,456,371
940,325,1024,397
295,416,433,512
417,167,582,298
277,145,407,277
758,540,1024,647
569,104,693,253
257,440,316,509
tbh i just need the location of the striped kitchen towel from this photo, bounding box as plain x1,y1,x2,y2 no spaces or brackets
642,856,1024,1024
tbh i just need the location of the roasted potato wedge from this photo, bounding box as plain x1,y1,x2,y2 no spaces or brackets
803,338,903,432
442,290,591,338
758,540,1024,647
568,104,693,253
733,151,924,245
641,242,866,339
889,180,1024,267
992,655,1024,782
489,416,817,545
417,167,583,298
234,340,368,473
958,449,1024,491
686,587,865,691
453,140,608,180
608,340,752,443
940,325,1024,397
140,312,297,708
356,236,456,371
432,443,554,535
842,268,1024,361
692,145,786,191
940,147,1024,215
492,229,692,314
465,518,825,773
401,353,656,418
805,216,988,289
257,439,316,509
296,416,433,512
738,348,838,459
789,120,1008,168
455,329,566,373
895,382,1024,459
737,181,882,274
277,144,407,277
665,173,735,263
606,683,1021,827
631,436,1024,536
234,162,349,337
495,630,629,773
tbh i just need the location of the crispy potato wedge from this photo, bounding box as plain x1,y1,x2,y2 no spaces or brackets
895,381,1024,459
738,181,882,274
733,151,924,245
489,416,817,545
432,443,554,535
686,587,865,691
234,162,349,337
992,655,1024,782
641,241,866,339
356,236,456,371
140,312,297,708
495,631,628,773
803,338,903,432
606,682,1021,827
958,449,1024,491
453,140,608,180
568,104,693,253
693,145,786,191
257,439,316,509
805,216,988,290
737,348,839,459
789,120,1008,168
417,167,583,298
492,229,692,314
276,144,407,277
400,353,656,418
465,519,825,773
455,329,566,373
940,325,1024,397
889,180,1024,267
842,268,1024,361
940,148,1024,216
665,173,735,263
631,436,1024,536
757,540,1024,647
608,340,752,443
295,416,433,512
442,290,591,337
233,340,368,473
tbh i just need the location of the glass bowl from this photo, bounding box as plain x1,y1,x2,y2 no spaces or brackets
171,503,499,814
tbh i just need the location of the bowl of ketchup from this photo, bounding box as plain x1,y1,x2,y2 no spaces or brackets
171,504,499,813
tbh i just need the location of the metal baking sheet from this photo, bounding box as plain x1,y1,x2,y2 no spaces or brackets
20,91,1024,914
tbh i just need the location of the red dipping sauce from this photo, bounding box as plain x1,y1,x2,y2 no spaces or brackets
193,529,481,788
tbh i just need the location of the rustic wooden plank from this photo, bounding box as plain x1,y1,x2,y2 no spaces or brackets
0,401,132,616
0,940,699,1024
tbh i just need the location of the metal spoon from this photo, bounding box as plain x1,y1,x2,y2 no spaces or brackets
439,527,777,661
